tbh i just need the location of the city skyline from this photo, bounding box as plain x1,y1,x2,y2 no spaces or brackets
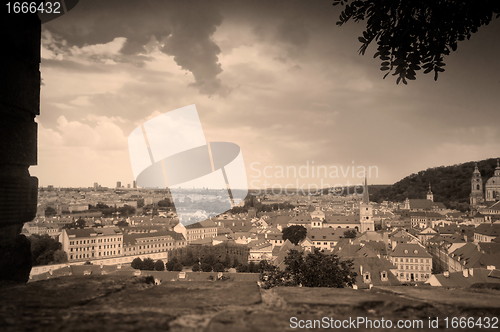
32,0,500,188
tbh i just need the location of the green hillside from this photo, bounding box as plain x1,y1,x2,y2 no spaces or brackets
370,158,499,212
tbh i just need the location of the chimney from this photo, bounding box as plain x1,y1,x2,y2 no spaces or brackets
463,269,468,278
443,271,450,278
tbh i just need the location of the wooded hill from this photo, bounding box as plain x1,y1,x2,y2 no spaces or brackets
370,158,499,212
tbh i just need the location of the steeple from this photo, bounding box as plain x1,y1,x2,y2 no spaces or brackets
427,183,434,202
363,174,369,204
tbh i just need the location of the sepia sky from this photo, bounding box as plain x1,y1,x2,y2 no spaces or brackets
32,0,500,190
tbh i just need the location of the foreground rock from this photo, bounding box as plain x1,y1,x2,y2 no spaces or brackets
1,275,499,331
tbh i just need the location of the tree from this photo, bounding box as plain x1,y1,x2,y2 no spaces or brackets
118,205,136,217
284,249,357,288
282,225,307,245
223,255,232,268
53,250,68,264
258,260,274,273
192,264,201,272
213,262,225,272
45,206,57,216
343,229,357,238
232,257,240,268
181,250,195,266
154,259,165,271
28,234,63,266
62,222,77,229
142,258,155,271
333,0,500,83
173,262,183,271
200,262,213,272
165,257,179,271
201,254,216,267
157,198,172,207
76,218,86,229
116,220,129,227
236,264,249,273
131,257,143,270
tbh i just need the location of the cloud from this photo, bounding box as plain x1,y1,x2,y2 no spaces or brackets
42,0,230,97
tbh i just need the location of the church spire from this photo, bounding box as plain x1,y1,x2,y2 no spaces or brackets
363,174,369,204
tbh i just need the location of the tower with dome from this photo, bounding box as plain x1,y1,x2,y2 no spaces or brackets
470,159,500,213
485,159,500,202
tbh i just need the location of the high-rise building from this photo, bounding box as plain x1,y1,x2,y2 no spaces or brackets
133,181,136,189
94,182,99,191
127,184,131,189
116,181,121,188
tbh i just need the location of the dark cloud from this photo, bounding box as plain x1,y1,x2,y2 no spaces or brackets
43,0,230,96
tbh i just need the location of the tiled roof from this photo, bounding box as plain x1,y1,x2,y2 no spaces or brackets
350,256,400,288
307,228,346,242
431,268,500,287
122,230,184,245
391,243,431,258
475,224,500,237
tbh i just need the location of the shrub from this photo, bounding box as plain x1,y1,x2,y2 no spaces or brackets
200,262,212,272
131,257,143,270
260,249,357,288
213,262,225,272
172,262,183,271
165,257,178,271
142,258,155,271
236,264,249,273
192,264,201,272
154,259,165,271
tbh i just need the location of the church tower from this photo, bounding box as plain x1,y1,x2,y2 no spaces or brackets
359,175,374,232
470,162,484,206
426,183,434,202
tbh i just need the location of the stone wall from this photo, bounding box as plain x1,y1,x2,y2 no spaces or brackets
0,11,41,282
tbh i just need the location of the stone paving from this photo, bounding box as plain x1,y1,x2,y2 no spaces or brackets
1,275,499,331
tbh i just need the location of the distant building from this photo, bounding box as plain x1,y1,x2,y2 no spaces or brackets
470,163,485,207
390,243,432,283
94,182,99,191
426,183,434,202
60,227,123,262
122,230,186,256
174,219,218,243
116,181,121,188
359,176,374,232
470,160,500,212
485,160,500,201
133,181,137,189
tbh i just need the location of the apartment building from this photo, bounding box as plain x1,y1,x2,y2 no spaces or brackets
60,227,123,262
390,243,432,283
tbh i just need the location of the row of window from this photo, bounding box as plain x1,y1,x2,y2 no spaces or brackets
69,250,121,260
69,237,122,246
69,244,120,252
395,258,430,263
399,265,430,271
399,273,430,279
